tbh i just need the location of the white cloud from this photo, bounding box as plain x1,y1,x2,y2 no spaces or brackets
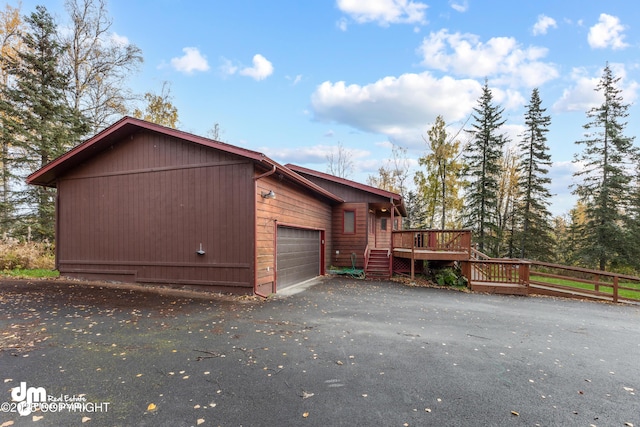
532,15,557,36
239,54,274,81
552,68,602,112
170,47,210,74
219,54,274,81
260,144,370,166
336,17,348,31
418,29,559,88
311,72,482,147
286,74,303,85
110,32,130,46
219,57,238,76
336,0,428,26
588,13,628,50
449,0,468,13
553,65,639,113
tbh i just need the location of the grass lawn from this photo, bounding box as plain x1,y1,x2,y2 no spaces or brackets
531,274,640,301
1,269,60,279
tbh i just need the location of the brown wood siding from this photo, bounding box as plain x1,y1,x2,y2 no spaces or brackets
57,130,255,292
255,175,332,292
331,203,368,268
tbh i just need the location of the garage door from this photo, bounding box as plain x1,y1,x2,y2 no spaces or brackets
276,227,321,289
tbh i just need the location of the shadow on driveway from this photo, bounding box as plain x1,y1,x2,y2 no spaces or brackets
1,277,639,426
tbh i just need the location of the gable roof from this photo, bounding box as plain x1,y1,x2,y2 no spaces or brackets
286,164,407,216
26,116,343,203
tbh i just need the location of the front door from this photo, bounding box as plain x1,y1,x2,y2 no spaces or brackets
376,215,391,249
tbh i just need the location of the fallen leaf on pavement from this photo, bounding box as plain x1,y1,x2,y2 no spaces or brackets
147,403,157,412
82,417,91,423
511,411,519,416
197,419,205,425
303,412,309,418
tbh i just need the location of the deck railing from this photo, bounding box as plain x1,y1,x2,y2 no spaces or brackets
461,259,531,286
392,229,472,253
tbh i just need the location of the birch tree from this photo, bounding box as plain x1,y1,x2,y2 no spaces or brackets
0,3,23,233
61,0,143,133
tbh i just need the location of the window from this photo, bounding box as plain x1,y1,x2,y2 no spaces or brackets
394,218,399,230
344,210,355,234
381,218,387,231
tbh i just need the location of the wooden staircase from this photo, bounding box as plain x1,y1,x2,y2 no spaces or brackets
366,249,391,280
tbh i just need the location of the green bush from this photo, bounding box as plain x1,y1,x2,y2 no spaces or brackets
434,267,466,287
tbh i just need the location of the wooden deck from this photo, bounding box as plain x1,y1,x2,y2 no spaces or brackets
469,281,529,296
392,230,472,261
391,230,531,295
390,229,639,303
393,248,470,261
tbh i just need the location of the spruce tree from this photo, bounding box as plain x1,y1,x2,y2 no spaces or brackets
572,64,636,271
517,88,554,260
463,80,508,255
0,5,88,240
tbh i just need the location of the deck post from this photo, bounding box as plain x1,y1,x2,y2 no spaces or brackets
410,243,415,280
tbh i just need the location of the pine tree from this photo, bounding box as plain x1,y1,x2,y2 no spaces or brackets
572,64,637,271
517,88,554,260
462,81,508,255
625,166,640,272
0,5,88,240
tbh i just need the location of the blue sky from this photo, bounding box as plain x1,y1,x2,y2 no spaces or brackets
14,0,640,216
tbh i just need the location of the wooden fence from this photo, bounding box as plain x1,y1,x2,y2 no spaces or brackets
529,261,640,304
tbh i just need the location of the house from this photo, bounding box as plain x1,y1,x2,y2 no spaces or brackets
27,117,406,295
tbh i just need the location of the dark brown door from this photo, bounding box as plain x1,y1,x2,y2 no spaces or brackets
276,226,320,289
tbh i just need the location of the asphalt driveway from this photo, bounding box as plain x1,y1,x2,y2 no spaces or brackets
0,277,639,426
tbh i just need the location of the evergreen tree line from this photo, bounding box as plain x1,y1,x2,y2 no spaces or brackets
369,68,639,274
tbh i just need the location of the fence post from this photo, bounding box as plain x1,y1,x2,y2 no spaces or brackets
461,261,470,288
613,276,618,303
520,263,530,288
594,273,599,293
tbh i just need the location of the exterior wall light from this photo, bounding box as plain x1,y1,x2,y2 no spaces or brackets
261,190,276,199
196,243,205,255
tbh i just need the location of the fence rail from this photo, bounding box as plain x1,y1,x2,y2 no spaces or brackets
529,261,640,304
